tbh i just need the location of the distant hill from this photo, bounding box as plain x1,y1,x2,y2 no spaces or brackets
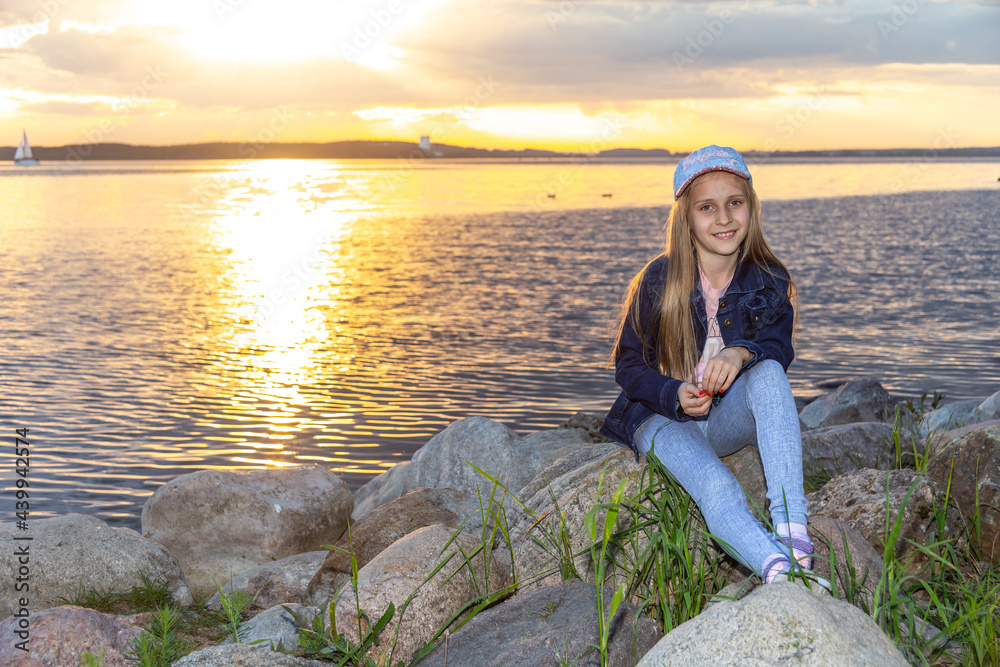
598,148,675,158
741,147,1000,159
0,141,584,161
1,140,998,161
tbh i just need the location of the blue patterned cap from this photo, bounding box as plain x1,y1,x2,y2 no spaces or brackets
673,145,752,198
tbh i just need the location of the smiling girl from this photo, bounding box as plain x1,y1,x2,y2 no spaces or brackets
599,145,822,586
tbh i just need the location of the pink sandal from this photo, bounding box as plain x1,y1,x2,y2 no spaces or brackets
777,535,814,569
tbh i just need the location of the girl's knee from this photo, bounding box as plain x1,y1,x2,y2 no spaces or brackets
747,358,786,385
755,358,784,374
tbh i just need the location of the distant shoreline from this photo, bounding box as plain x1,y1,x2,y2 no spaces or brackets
2,140,999,162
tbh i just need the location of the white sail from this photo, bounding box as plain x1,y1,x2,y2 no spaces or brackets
21,131,34,160
13,130,40,165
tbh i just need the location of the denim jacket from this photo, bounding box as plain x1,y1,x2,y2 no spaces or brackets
599,254,795,454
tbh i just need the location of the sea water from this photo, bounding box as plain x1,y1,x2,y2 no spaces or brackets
1,158,998,529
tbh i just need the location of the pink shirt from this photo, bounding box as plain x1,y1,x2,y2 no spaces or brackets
695,268,732,388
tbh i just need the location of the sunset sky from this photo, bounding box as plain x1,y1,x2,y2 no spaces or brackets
1,0,998,152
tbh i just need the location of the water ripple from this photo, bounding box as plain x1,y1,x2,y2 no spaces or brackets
1,161,998,530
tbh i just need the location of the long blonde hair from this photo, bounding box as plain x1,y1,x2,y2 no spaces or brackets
609,176,797,382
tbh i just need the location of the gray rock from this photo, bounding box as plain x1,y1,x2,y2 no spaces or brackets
351,417,548,519
921,400,984,436
333,524,507,666
307,487,484,603
227,604,319,651
172,643,329,666
544,442,611,468
799,378,891,430
141,464,352,600
0,514,191,620
352,462,410,519
559,411,610,441
415,579,661,667
810,469,961,574
207,551,328,611
938,419,1000,447
523,428,597,466
926,425,1000,561
635,580,908,666
0,606,141,666
897,613,962,662
510,448,649,593
979,389,1000,421
515,442,619,502
705,579,758,608
808,515,884,611
511,444,768,593
801,423,897,479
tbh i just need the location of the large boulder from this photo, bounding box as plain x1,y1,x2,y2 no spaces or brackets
352,417,549,519
0,606,141,667
524,428,597,466
141,465,352,600
172,644,329,666
0,514,191,620
353,462,410,519
799,378,891,430
207,551,328,611
920,400,983,436
514,443,619,501
333,524,507,666
979,389,1000,421
809,469,961,574
926,425,1000,561
307,487,485,603
808,515,884,611
510,448,649,593
511,444,768,593
415,579,661,667
937,419,1000,447
801,423,897,479
635,580,908,666
776,516,887,619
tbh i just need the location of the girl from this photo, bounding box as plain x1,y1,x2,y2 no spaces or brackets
599,145,819,586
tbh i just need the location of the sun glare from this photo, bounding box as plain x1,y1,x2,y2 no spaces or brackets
121,0,438,66
469,105,623,141
208,160,363,410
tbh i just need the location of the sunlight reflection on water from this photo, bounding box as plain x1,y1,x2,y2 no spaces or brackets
0,158,998,529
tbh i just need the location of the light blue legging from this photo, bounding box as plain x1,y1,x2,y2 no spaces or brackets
633,359,808,576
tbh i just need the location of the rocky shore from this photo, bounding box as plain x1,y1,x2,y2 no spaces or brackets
2,380,999,666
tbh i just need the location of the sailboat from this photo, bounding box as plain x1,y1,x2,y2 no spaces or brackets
13,130,40,166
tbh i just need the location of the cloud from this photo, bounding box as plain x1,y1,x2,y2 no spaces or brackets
22,25,196,81
1,0,997,147
395,0,999,97
5,0,998,112
0,0,132,29
5,28,451,117
22,100,111,115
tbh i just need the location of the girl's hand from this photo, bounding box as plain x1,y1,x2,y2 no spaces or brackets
702,347,751,396
678,382,712,416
